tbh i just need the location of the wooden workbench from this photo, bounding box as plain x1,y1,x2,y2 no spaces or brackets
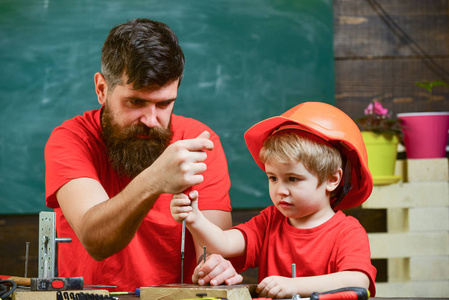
11,287,449,300
112,297,448,300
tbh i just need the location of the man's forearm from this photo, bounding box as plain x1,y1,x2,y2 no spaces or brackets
59,172,161,261
80,195,154,260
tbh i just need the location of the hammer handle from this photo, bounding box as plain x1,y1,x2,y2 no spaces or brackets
0,275,31,286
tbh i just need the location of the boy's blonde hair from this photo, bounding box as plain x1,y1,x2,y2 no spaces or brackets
259,130,343,186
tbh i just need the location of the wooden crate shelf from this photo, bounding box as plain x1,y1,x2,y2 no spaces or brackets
362,158,449,297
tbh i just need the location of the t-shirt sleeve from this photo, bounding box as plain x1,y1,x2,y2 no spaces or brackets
45,127,100,209
233,207,272,270
188,125,232,212
335,222,377,297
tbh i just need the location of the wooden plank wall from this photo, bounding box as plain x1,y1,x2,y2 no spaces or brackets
334,0,449,118
0,215,39,278
1,0,447,285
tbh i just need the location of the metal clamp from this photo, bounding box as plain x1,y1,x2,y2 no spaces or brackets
38,211,72,278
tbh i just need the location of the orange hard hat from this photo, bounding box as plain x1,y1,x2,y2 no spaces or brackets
244,102,373,210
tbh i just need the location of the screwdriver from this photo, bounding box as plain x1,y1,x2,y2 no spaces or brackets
311,287,369,300
256,287,370,300
110,288,140,296
181,217,186,285
296,287,369,300
181,187,193,285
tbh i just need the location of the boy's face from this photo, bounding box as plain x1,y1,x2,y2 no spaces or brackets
265,160,338,228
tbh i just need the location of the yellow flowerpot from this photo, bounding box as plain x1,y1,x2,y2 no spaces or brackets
361,131,401,185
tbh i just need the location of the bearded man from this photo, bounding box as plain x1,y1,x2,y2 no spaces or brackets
44,18,242,292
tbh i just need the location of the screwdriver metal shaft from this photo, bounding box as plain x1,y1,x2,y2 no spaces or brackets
181,218,186,285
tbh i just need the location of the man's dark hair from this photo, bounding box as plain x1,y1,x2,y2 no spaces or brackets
101,18,185,90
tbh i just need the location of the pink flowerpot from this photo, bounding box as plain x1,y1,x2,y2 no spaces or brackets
397,112,449,159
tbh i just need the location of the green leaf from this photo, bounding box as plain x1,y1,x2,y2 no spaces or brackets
415,81,432,93
416,80,449,94
431,81,449,88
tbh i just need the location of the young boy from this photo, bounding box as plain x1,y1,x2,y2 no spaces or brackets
171,102,376,298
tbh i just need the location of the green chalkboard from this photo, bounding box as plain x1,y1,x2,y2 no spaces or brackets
0,0,335,214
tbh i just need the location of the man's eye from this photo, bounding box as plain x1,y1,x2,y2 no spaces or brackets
128,99,145,106
157,101,173,108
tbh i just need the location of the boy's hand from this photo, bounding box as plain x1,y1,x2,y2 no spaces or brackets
170,190,199,223
256,276,298,299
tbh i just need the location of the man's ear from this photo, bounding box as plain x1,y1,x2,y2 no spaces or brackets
94,72,108,106
326,168,343,193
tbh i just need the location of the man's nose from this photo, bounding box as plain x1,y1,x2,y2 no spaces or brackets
139,105,159,127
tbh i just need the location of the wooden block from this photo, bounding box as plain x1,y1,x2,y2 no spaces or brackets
387,258,409,282
12,289,109,300
409,207,449,232
374,280,449,298
362,182,449,208
410,256,449,281
387,208,408,233
368,232,449,258
395,158,406,178
140,284,256,300
406,158,448,182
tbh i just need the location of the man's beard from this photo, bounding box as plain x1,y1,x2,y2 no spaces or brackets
101,107,174,178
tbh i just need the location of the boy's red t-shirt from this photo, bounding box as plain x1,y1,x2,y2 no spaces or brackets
44,108,231,291
234,207,377,296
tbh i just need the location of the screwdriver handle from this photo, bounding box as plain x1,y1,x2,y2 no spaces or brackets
310,287,369,300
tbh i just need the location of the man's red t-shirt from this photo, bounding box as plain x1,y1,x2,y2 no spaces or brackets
234,207,377,296
45,108,232,291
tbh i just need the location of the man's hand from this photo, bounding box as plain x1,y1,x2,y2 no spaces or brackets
150,131,214,195
192,253,243,286
256,276,298,299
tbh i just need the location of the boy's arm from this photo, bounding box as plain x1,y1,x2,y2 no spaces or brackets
192,210,243,286
256,270,369,299
170,191,246,257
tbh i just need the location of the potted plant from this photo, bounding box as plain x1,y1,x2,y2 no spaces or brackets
397,80,449,159
356,100,402,185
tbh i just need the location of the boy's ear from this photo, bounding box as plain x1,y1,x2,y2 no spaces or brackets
326,168,343,193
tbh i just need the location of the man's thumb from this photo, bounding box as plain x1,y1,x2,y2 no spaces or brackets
196,130,210,140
